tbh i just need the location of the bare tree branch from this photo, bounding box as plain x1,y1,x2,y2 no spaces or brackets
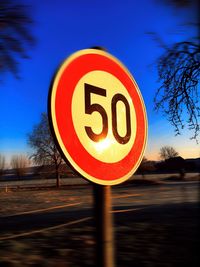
159,146,179,160
0,0,34,78
154,40,200,141
10,154,29,178
0,154,5,176
27,113,65,187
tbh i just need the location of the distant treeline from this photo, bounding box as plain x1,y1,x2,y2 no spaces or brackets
137,157,200,175
1,157,199,181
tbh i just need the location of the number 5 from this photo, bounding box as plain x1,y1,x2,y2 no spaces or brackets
84,83,108,142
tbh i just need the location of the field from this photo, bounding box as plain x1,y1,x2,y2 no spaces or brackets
0,172,199,190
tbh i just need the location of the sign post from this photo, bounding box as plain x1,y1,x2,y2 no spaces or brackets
48,48,147,267
93,185,114,267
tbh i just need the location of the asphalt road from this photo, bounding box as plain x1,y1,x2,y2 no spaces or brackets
0,181,199,240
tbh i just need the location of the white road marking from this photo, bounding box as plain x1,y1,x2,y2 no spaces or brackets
2,202,82,218
112,207,142,213
0,217,92,241
0,205,152,241
113,193,141,199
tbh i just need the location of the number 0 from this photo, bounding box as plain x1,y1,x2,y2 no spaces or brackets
84,83,131,144
112,94,131,144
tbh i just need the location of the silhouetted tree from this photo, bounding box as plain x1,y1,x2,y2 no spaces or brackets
159,146,179,160
138,157,156,178
154,40,200,139
10,154,29,178
154,0,200,140
0,0,34,78
137,157,148,179
0,154,5,176
28,113,64,188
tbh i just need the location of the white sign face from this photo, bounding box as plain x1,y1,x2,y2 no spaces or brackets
49,49,147,185
72,70,137,163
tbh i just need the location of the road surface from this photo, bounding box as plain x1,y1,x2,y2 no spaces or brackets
0,181,199,240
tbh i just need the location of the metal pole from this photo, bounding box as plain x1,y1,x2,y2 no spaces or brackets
93,184,115,267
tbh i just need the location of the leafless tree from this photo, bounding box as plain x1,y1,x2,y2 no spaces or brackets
159,146,179,160
154,0,200,140
138,157,156,178
154,40,200,140
0,154,5,176
0,0,34,78
10,154,29,178
27,113,64,187
138,157,148,179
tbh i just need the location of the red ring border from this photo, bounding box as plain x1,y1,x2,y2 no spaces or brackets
52,51,147,182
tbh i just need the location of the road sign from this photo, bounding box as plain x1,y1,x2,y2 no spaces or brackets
49,49,147,185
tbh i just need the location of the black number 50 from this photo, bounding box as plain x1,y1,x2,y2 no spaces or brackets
84,83,131,144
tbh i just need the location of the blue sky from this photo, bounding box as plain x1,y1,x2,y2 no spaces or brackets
0,0,199,164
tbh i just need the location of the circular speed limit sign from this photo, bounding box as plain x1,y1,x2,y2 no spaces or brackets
49,49,147,185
